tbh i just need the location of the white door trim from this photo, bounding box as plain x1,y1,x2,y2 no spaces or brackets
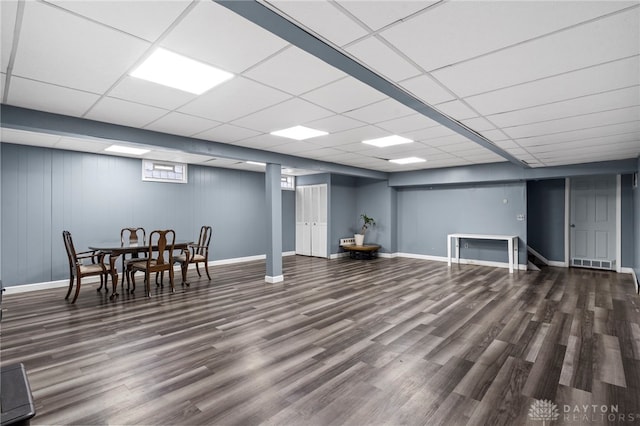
566,175,620,271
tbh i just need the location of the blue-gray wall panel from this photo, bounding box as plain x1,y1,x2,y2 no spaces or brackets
282,190,295,252
527,179,565,262
355,179,394,253
330,175,357,254
1,143,295,287
397,182,528,264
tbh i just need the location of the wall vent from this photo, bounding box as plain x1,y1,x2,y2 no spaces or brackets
571,258,615,270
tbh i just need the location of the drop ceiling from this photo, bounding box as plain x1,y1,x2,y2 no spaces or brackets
1,0,638,174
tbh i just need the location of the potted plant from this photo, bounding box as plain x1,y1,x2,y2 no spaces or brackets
354,213,375,246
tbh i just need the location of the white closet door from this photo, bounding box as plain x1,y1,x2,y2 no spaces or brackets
296,184,328,258
295,187,311,256
311,185,327,257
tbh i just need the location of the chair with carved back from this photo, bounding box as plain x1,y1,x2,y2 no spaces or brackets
62,230,109,304
175,225,212,285
120,227,146,292
131,229,176,297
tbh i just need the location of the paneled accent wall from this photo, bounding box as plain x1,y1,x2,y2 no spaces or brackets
0,143,295,287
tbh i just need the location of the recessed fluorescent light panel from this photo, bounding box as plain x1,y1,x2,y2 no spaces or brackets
246,161,266,166
270,126,328,140
130,48,234,95
389,157,426,165
105,145,150,155
362,135,413,148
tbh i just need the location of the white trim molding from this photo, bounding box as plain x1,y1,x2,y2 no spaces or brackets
396,252,527,271
265,275,284,283
616,174,622,273
565,177,570,267
620,267,639,293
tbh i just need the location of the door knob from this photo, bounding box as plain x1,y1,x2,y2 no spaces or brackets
570,224,576,228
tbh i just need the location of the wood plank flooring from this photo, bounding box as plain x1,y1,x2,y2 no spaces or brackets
1,256,639,425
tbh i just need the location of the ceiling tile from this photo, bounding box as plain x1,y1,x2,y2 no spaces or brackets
502,106,640,139
344,98,415,124
376,113,439,135
488,86,640,128
399,74,455,105
195,124,261,144
13,1,150,93
265,0,368,46
244,46,345,96
1,1,17,73
1,128,60,148
516,121,640,147
379,1,637,71
435,100,478,120
55,136,111,153
315,126,391,151
346,36,421,81
336,1,436,31
461,117,496,132
108,76,198,110
162,1,288,74
304,114,366,134
465,56,640,115
433,8,640,97
404,124,456,142
85,97,168,128
268,140,320,155
144,112,221,137
526,132,640,154
178,77,291,123
231,98,334,133
7,76,99,117
50,0,191,42
480,129,511,142
301,77,386,113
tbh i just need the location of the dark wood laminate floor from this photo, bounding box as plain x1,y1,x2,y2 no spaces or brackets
1,256,639,425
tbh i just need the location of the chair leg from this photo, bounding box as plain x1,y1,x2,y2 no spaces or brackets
195,263,202,278
181,262,188,286
71,275,81,304
204,261,211,281
130,270,137,293
169,268,175,293
65,274,74,300
145,270,151,297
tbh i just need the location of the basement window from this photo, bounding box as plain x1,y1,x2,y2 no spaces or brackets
142,160,188,184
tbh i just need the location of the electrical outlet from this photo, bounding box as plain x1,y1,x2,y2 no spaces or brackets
517,214,525,221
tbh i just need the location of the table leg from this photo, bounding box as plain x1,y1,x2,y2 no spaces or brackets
508,238,514,273
455,237,460,265
447,236,452,267
109,255,119,299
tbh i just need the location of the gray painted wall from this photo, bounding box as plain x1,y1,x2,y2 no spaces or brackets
355,179,396,253
1,143,295,287
330,175,357,255
527,179,566,262
397,182,528,264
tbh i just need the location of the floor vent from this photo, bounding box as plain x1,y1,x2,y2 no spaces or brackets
571,258,614,270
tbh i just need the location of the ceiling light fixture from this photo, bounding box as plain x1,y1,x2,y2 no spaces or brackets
105,145,150,155
246,161,266,166
362,135,413,148
389,157,426,165
130,48,234,95
270,125,328,140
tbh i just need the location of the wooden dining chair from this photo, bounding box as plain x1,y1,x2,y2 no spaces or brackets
62,230,109,304
175,225,212,285
131,229,176,297
120,227,146,292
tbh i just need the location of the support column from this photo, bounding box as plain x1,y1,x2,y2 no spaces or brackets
265,163,283,283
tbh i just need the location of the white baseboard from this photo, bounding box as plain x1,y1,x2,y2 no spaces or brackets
396,252,528,271
265,275,284,283
548,260,568,267
3,251,298,294
621,267,639,293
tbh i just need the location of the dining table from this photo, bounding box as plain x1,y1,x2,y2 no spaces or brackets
88,240,192,299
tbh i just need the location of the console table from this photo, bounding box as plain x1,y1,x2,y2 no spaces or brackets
447,233,519,273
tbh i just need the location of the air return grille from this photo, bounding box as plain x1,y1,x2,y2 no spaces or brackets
571,258,614,270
